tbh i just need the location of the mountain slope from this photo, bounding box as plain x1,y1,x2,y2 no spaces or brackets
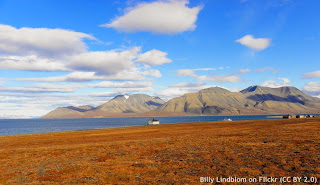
154,86,320,115
42,94,165,119
42,105,94,119
85,94,165,117
155,87,246,115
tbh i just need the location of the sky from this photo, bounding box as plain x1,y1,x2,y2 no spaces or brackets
0,0,319,118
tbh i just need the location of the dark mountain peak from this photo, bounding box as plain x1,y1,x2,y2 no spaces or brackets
242,85,300,93
240,85,269,93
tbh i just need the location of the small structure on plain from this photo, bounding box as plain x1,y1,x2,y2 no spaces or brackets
148,118,160,125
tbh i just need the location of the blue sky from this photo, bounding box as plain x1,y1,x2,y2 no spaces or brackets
0,0,319,118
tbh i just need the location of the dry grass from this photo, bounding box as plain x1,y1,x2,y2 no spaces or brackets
0,118,320,184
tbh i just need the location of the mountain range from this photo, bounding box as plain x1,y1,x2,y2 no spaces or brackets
42,94,165,118
42,85,320,118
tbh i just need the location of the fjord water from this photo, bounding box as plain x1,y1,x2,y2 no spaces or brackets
0,115,277,136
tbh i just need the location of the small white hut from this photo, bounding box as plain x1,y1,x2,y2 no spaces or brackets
148,118,160,125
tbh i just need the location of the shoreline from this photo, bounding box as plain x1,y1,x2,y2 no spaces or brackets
40,112,320,119
1,114,319,137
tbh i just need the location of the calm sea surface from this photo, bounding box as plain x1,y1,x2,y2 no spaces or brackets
0,115,285,136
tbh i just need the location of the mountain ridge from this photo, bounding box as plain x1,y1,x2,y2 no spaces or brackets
42,94,165,119
42,86,320,118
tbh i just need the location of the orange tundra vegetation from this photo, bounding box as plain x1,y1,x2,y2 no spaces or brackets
0,118,320,184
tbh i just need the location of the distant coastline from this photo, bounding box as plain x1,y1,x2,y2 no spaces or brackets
1,114,319,136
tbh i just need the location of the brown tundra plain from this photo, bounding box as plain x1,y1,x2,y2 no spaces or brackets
0,118,320,184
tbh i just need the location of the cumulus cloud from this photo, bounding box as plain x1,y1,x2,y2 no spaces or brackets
136,49,172,65
303,82,320,93
0,24,95,57
66,47,169,76
102,0,202,34
0,24,171,79
303,70,320,78
0,55,68,71
236,35,271,51
261,78,290,88
68,47,139,75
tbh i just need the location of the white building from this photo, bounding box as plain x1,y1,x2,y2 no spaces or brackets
148,119,160,125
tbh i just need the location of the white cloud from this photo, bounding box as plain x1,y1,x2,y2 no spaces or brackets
176,68,216,77
0,24,169,80
176,69,197,77
8,71,145,82
0,24,95,57
136,49,172,65
156,82,211,100
261,78,290,88
90,87,154,97
227,87,243,92
156,88,191,100
256,67,278,73
194,68,216,71
140,69,162,78
102,0,202,34
303,70,320,78
278,77,290,84
89,81,152,88
234,67,278,74
303,82,320,93
0,24,177,118
236,35,271,51
200,75,242,83
0,83,81,93
176,68,242,83
0,55,68,71
0,93,111,118
68,47,139,75
88,92,121,98
239,68,251,74
169,82,205,87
